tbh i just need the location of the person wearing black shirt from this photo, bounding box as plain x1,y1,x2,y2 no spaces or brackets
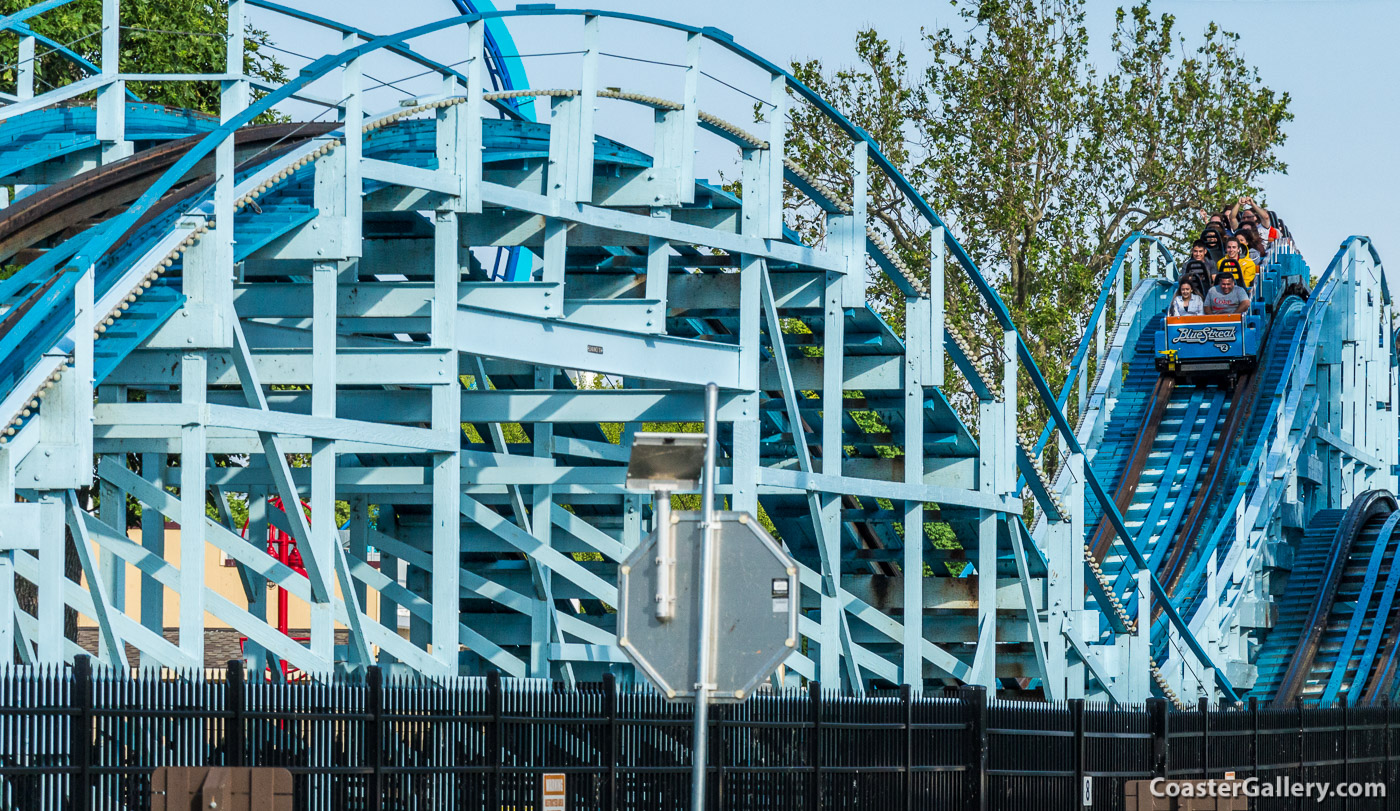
1180,241,1213,296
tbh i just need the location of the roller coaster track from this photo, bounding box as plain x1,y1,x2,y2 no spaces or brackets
0,0,1393,712
1036,230,1396,705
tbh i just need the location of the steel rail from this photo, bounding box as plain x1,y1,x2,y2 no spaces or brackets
1086,375,1175,561
1273,490,1399,706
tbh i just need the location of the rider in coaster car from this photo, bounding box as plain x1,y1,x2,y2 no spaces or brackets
1180,241,1214,296
1217,237,1257,288
1230,196,1274,247
1200,224,1227,264
1236,227,1265,264
1206,272,1251,315
1170,279,1203,316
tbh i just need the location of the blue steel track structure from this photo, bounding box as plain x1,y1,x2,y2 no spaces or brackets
0,1,1395,710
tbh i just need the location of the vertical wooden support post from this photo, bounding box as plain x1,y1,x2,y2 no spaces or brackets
97,461,125,617
764,73,787,239
214,0,246,339
16,33,33,101
1128,569,1150,703
244,487,268,677
645,226,670,332
96,0,129,162
903,294,928,686
432,210,461,675
179,353,207,666
309,262,337,666
341,33,363,256
377,507,400,666
462,21,484,214
571,14,599,203
677,33,701,204
139,452,165,669
731,257,761,515
819,265,845,688
348,496,369,608
529,364,557,678
541,219,567,289
841,141,868,307
930,227,945,388
973,511,996,690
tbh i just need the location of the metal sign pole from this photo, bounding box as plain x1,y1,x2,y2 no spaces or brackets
690,382,719,811
654,488,675,620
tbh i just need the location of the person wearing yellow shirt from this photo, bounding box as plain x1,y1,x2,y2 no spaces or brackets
1217,237,1257,288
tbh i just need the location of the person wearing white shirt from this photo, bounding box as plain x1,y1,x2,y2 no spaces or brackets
1170,280,1203,317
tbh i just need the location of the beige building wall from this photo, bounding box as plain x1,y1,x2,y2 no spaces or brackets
77,525,384,632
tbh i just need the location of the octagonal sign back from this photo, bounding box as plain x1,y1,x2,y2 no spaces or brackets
618,510,798,702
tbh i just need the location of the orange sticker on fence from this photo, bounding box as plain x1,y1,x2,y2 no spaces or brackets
543,773,566,810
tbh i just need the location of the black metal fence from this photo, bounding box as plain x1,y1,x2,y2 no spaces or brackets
0,658,1396,809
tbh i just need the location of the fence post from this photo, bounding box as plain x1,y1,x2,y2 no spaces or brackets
1147,697,1168,778
489,670,503,811
71,655,93,811
807,681,821,811
959,685,987,811
604,672,617,811
1297,698,1305,811
901,683,913,811
1342,693,1350,811
1198,697,1210,778
1070,697,1085,809
1249,696,1259,780
712,702,725,811
1384,698,1392,811
366,665,383,811
227,659,245,768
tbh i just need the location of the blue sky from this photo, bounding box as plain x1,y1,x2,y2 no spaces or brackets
256,0,1398,285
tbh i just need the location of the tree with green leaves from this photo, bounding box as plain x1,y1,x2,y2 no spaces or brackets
785,0,1291,428
0,0,285,117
